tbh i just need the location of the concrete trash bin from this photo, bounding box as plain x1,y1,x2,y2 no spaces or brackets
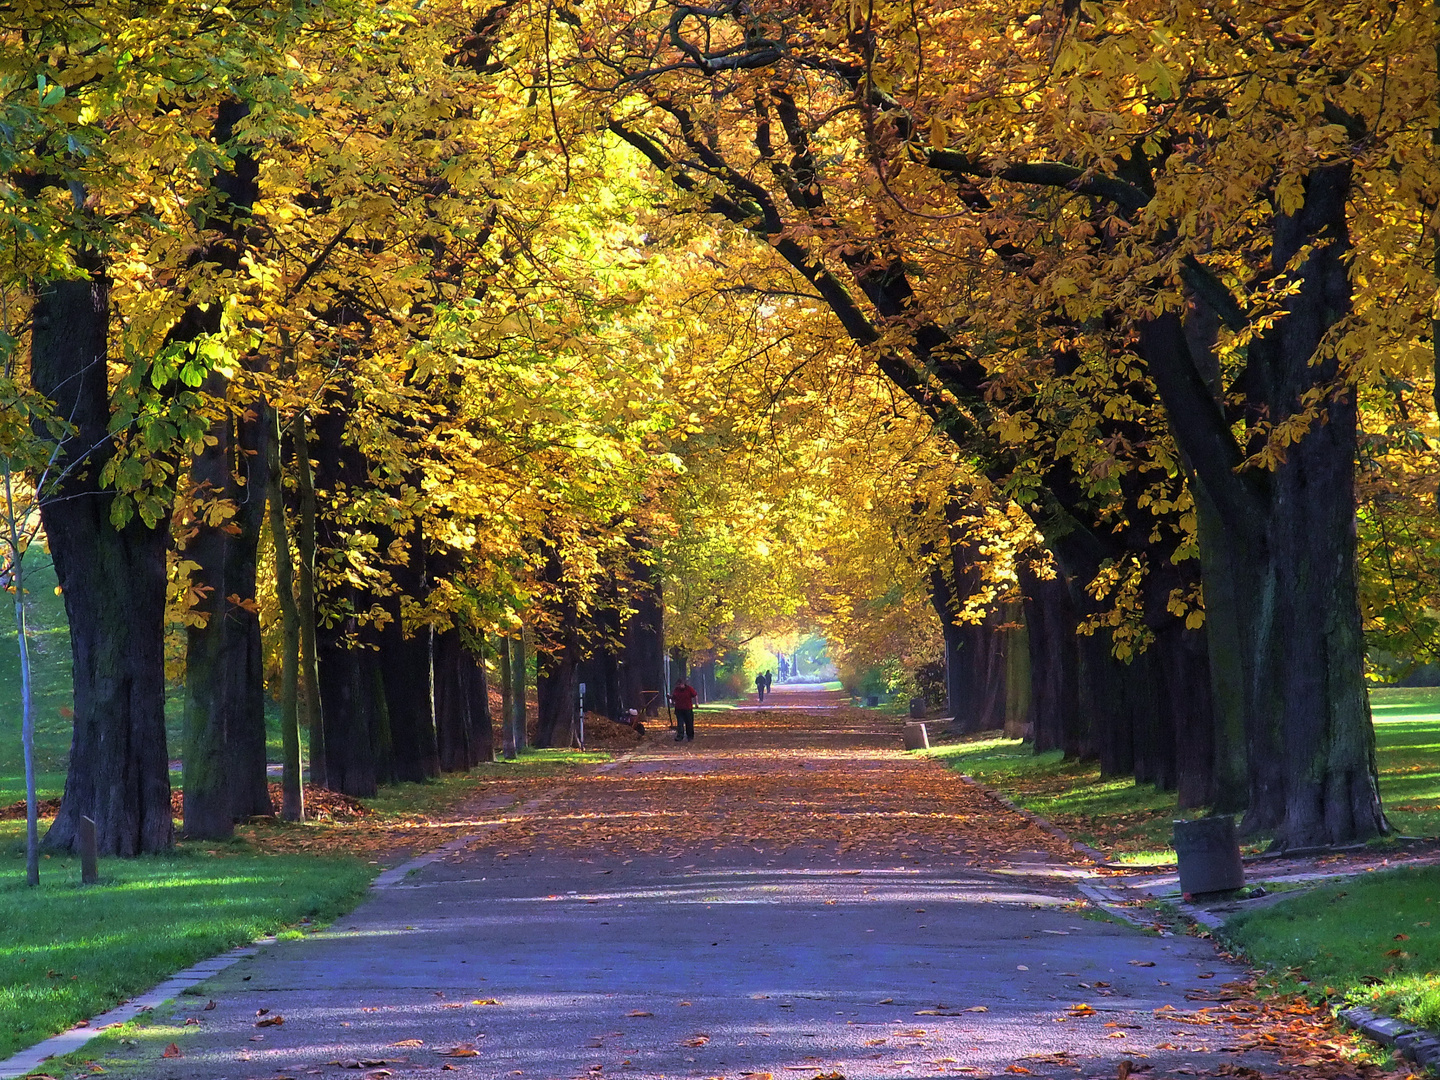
1173,815,1245,896
903,722,929,751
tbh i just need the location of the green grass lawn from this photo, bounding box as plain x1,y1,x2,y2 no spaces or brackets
0,559,77,806
1222,865,1440,1031
924,735,1186,858
1369,687,1440,839
926,687,1440,860
0,845,371,1060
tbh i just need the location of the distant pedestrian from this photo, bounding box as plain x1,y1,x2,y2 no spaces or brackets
671,677,699,741
755,671,766,703
763,669,773,695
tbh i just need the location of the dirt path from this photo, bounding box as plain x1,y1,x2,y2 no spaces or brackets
43,695,1402,1080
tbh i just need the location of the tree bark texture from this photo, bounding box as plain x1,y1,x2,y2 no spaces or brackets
499,633,516,759
1142,164,1385,847
534,539,580,748
266,404,304,821
182,383,273,838
622,552,665,717
33,272,173,856
435,627,494,770
312,403,387,796
293,417,326,788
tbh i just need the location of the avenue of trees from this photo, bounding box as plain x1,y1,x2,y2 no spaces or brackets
2,0,1437,868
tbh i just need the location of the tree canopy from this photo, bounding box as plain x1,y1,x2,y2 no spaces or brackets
2,0,1437,860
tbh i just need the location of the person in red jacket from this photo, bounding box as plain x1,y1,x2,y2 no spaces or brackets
671,677,699,742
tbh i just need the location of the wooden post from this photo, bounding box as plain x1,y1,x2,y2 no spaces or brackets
79,815,98,884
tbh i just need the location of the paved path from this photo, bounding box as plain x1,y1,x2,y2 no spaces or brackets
61,692,1284,1080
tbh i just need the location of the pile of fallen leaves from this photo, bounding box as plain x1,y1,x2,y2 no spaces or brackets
166,784,371,821
1133,990,1415,1080
579,714,646,748
0,796,61,820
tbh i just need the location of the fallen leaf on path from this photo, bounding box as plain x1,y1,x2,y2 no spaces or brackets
739,1072,772,1079
963,1005,988,1012
255,1015,284,1027
390,1039,423,1047
441,1045,480,1057
161,1043,182,1058
472,998,502,1005
1128,960,1155,967
1005,1068,1031,1075
203,999,216,1010
681,1035,710,1046
626,1010,653,1017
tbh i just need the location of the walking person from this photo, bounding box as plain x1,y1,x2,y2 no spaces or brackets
763,669,773,696
755,670,766,703
672,676,699,742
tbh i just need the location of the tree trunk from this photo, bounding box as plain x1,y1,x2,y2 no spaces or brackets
33,273,173,856
513,625,529,751
535,539,580,748
379,618,437,782
312,404,385,796
622,552,665,717
499,633,516,759
435,626,493,770
266,404,303,821
1019,567,1080,757
293,416,326,788
1003,602,1031,739
182,381,273,838
1142,164,1385,847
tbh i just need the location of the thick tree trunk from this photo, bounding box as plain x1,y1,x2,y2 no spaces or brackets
622,554,665,717
1003,602,1031,739
317,622,382,797
33,273,173,856
1019,567,1080,757
379,616,437,782
534,539,580,748
312,404,387,796
435,627,494,770
1143,164,1385,847
182,383,273,838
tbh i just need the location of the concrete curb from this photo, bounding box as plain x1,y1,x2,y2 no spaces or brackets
1076,882,1170,934
370,830,486,888
1337,1005,1440,1073
0,940,271,1080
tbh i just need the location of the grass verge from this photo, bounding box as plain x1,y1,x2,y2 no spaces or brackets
1221,865,1440,1032
925,687,1440,861
0,846,371,1060
923,735,1184,858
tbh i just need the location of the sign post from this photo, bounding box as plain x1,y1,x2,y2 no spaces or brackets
577,681,586,750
